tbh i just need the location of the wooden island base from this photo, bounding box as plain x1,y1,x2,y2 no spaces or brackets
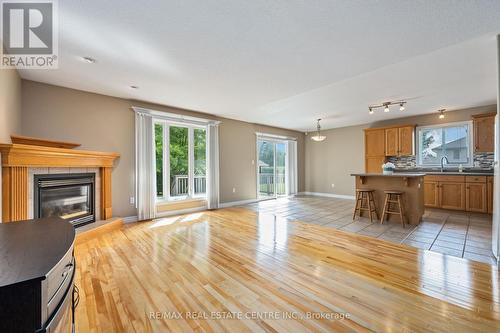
352,173,425,225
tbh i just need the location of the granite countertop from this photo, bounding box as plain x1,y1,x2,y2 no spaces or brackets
351,173,426,177
394,169,494,176
0,217,75,287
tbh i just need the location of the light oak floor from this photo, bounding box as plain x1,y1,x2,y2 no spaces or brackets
244,196,496,265
75,206,500,332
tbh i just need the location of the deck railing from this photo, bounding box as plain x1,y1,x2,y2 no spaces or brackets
171,175,206,196
259,173,286,196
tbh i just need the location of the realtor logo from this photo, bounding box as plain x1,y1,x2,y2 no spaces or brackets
1,0,58,68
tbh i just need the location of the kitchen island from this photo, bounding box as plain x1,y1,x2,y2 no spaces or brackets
351,173,425,225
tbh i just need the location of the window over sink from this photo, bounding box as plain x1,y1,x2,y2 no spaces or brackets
416,121,473,167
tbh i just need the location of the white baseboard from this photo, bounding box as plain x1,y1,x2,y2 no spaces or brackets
219,197,271,208
123,206,209,223
298,191,355,200
122,216,138,223
156,206,208,218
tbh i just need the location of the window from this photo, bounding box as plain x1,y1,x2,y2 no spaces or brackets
416,121,473,167
155,122,207,201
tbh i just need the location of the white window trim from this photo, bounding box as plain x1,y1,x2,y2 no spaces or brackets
154,119,208,203
416,120,474,168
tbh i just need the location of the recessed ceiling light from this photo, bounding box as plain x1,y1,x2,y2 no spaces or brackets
82,56,96,64
130,85,139,89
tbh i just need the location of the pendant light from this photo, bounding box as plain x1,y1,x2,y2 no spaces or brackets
311,119,326,142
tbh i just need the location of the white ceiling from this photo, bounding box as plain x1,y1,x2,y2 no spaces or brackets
19,0,500,131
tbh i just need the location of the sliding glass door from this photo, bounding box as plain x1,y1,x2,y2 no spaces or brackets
257,139,287,198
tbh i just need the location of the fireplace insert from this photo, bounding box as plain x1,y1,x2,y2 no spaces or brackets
34,173,96,227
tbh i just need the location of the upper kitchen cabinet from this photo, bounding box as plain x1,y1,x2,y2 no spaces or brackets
384,125,415,156
472,112,496,152
385,128,398,156
364,128,385,173
365,128,385,157
398,126,414,155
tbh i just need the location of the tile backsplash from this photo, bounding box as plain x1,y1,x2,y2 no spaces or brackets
387,153,495,171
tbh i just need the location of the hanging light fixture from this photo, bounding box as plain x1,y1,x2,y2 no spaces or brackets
311,119,326,142
438,109,446,119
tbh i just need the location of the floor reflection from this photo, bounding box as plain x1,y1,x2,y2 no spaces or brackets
256,212,289,258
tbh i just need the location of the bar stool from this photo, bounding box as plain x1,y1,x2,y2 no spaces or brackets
352,189,378,222
380,191,405,227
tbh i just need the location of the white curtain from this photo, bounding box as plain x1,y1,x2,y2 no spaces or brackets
207,123,220,209
287,140,298,196
135,112,156,220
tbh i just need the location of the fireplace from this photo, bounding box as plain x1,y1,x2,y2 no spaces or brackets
34,173,96,227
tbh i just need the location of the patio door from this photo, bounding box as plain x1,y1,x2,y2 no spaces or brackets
257,139,287,198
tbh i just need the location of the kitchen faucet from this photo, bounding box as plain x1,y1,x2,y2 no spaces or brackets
440,156,449,172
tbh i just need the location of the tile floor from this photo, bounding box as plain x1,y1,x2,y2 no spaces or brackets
243,195,497,266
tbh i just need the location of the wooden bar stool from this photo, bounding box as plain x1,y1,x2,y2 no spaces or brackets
380,191,405,227
352,189,378,222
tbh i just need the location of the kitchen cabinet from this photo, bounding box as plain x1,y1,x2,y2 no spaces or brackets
472,112,496,153
365,156,386,173
487,176,494,214
466,182,487,213
398,126,414,155
439,182,466,211
365,125,415,172
424,175,491,213
384,125,414,157
364,128,385,173
385,128,398,156
365,129,385,157
424,181,439,208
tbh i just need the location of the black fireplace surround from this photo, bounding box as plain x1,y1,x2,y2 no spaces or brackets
34,173,96,227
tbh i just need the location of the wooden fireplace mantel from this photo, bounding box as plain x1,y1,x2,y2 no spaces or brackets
0,143,120,223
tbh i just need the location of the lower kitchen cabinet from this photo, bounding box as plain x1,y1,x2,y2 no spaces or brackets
424,175,492,213
424,181,439,208
466,182,487,213
439,182,466,211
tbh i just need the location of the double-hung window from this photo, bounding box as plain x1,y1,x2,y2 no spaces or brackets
416,121,473,167
155,121,207,201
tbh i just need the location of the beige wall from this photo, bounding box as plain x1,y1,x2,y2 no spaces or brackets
21,80,305,217
305,105,496,197
0,69,22,142
305,125,365,197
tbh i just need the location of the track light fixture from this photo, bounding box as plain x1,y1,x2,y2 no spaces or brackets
438,109,446,119
368,100,407,114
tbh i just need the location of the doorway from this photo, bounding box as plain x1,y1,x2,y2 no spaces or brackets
257,139,287,198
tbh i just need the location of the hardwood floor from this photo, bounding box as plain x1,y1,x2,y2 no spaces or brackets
74,207,500,333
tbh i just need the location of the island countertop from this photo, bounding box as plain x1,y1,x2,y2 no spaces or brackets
351,173,426,177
